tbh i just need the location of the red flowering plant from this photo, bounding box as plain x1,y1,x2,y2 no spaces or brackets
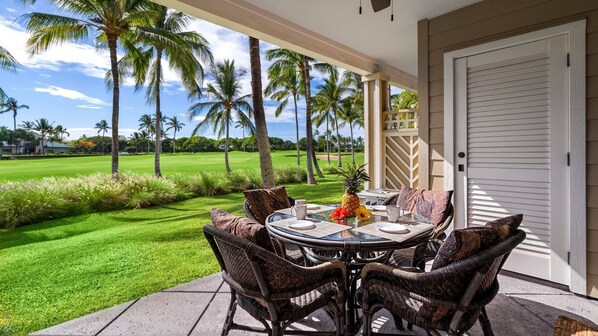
329,206,349,222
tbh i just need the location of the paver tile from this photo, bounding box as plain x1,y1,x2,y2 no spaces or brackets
98,292,212,336
163,273,223,293
29,301,135,336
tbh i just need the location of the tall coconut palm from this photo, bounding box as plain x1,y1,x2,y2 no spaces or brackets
0,45,19,102
138,114,154,154
33,118,53,153
312,101,334,165
265,59,302,166
94,120,110,154
53,124,69,141
188,60,254,175
248,36,275,188
0,98,29,153
118,4,213,177
165,116,185,153
338,98,364,163
22,0,153,177
313,69,348,167
265,48,331,182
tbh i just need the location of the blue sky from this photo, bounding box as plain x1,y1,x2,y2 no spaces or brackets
0,1,381,141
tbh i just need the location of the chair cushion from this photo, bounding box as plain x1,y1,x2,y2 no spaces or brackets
484,214,523,239
210,208,275,252
396,187,453,226
244,186,292,224
431,227,502,270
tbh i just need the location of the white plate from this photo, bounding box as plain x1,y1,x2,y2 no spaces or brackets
306,204,320,210
373,205,387,211
376,222,409,234
289,220,316,230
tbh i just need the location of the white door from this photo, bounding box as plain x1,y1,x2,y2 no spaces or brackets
453,35,570,285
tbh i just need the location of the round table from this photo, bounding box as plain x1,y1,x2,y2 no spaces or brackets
266,205,434,334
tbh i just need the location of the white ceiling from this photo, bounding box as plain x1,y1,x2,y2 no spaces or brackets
244,0,481,77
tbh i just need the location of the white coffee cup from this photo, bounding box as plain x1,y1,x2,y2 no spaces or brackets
295,199,306,205
291,203,308,220
386,205,400,223
359,196,366,205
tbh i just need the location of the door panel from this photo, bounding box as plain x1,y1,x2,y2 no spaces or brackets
454,35,570,284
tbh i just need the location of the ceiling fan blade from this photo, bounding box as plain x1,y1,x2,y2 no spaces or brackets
371,0,391,12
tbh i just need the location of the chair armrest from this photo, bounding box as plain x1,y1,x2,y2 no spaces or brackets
361,261,478,302
412,238,443,269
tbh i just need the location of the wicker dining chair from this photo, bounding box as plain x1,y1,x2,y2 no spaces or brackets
382,192,454,270
360,229,526,336
204,224,347,336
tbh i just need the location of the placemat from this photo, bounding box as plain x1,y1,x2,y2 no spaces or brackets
352,221,434,243
275,204,336,215
268,218,350,238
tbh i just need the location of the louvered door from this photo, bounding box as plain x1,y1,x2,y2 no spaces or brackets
454,36,570,284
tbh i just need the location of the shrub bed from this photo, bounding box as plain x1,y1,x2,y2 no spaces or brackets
0,167,307,228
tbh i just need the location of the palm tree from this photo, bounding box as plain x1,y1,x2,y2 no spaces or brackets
128,131,144,153
138,114,154,154
20,121,34,131
188,60,254,175
338,98,364,163
313,69,348,167
312,101,334,165
33,118,53,153
0,98,29,153
165,116,185,153
95,120,110,154
119,4,213,177
22,0,153,177
391,90,418,110
53,125,69,141
248,36,275,188
0,45,19,102
265,48,331,182
265,57,302,166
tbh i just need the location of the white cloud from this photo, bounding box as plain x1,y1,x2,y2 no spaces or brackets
193,115,205,122
6,8,17,13
77,105,102,110
34,85,109,106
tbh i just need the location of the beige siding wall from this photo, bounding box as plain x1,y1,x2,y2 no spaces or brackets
419,0,598,297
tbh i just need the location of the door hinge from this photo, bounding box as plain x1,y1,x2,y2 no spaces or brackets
567,152,570,166
567,251,571,265
567,53,570,67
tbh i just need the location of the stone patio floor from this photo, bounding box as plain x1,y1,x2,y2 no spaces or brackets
31,271,598,336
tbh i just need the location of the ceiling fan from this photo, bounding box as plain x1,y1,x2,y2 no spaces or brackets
371,0,391,12
359,0,394,21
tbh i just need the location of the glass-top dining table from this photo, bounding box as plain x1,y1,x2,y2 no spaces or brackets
265,205,435,334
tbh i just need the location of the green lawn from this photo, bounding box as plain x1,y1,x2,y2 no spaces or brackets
0,151,364,181
0,151,361,335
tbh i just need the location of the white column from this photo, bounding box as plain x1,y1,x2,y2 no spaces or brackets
363,72,389,189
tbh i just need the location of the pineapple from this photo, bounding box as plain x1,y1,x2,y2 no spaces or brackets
338,163,370,217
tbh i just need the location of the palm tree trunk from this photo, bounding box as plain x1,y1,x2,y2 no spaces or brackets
225,114,232,175
154,51,163,178
108,36,120,178
326,115,331,164
293,92,300,166
173,132,176,154
302,57,316,185
333,107,342,167
101,130,105,154
249,36,275,188
12,111,16,154
312,144,324,178
349,122,355,164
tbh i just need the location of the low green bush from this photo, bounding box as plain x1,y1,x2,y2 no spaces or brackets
322,164,340,175
0,167,307,228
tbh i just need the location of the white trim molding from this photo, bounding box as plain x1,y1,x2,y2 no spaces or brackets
443,20,587,295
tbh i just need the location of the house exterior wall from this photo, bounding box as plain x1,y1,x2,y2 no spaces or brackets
418,0,598,297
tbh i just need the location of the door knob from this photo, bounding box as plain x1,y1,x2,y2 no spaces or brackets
458,152,466,158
